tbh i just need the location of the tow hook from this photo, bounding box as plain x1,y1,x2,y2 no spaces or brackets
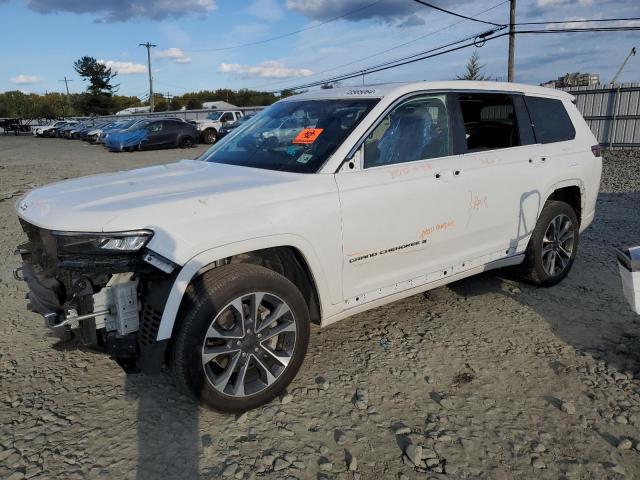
13,267,24,281
45,308,112,330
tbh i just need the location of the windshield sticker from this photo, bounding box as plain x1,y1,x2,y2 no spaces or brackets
286,145,298,156
293,128,323,144
297,153,313,164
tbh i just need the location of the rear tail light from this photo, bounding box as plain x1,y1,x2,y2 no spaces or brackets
591,145,602,157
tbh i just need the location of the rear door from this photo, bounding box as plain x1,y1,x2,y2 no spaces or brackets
451,91,545,256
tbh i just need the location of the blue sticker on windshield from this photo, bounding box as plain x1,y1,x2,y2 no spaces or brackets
286,145,297,156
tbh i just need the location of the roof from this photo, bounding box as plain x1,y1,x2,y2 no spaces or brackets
282,81,574,102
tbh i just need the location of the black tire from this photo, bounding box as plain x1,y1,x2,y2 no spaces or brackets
171,263,310,412
519,200,579,286
203,128,217,144
179,136,194,148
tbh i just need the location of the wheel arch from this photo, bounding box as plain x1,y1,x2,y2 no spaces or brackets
155,237,329,342
542,180,584,225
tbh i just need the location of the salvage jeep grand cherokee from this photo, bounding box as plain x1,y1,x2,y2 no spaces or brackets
14,82,602,412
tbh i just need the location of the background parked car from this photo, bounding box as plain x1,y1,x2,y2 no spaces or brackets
217,113,255,139
32,121,65,137
105,118,198,151
47,120,79,137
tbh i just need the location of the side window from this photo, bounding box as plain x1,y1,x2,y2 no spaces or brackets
363,94,450,168
458,93,520,152
221,112,234,123
525,96,576,143
147,122,162,133
234,112,242,120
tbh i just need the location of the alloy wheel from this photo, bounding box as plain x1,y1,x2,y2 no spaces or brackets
541,214,575,276
201,292,297,398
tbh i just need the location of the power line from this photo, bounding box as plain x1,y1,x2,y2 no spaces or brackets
412,0,505,27
187,0,386,52
516,17,640,25
270,25,640,93
270,28,503,92
249,0,509,90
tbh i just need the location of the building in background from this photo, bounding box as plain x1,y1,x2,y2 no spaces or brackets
541,72,600,89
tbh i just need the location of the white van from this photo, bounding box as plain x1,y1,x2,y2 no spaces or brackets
15,81,602,412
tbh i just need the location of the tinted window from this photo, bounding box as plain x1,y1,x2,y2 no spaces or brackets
221,112,234,122
200,99,378,173
147,122,162,133
458,93,519,152
525,96,576,143
363,94,450,168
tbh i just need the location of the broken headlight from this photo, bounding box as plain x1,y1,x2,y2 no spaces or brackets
53,230,153,255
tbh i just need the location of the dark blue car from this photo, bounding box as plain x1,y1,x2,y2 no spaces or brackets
105,118,198,152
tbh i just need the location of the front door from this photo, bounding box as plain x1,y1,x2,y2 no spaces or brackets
336,93,471,301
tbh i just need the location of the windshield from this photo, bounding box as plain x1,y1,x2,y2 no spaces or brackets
206,111,223,120
200,99,378,173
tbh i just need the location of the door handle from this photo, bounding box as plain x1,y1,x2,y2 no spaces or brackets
529,156,547,166
434,169,460,181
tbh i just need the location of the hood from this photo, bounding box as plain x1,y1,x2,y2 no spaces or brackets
16,160,306,232
194,118,220,124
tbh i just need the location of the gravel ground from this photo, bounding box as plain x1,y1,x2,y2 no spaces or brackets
1,136,639,480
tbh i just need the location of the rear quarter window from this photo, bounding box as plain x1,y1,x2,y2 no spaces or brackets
525,96,576,143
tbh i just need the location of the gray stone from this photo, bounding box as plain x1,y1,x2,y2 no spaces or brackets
273,458,289,471
617,438,633,450
405,444,422,467
561,401,576,415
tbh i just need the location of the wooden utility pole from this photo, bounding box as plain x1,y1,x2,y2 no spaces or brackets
139,42,157,112
508,0,516,82
58,76,72,95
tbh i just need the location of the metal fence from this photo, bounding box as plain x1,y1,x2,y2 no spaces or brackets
563,82,640,149
100,106,265,122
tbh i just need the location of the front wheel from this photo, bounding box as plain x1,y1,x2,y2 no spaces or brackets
202,129,217,144
171,264,310,412
519,200,579,286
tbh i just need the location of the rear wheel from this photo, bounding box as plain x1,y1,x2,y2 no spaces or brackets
172,264,310,412
179,136,194,148
519,200,579,286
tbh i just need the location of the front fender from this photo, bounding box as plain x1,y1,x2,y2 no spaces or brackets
154,234,338,341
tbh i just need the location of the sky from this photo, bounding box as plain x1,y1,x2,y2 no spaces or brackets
0,0,639,99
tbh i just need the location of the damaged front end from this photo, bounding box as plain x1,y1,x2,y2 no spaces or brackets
14,219,177,373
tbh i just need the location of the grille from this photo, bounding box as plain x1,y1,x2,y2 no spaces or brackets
138,303,162,345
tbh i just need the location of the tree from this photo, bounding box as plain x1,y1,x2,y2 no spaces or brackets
73,56,118,114
457,50,491,81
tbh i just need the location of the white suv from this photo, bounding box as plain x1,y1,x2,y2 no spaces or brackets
14,81,602,412
194,110,244,144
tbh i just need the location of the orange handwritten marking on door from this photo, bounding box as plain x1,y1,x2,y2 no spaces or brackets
292,128,324,144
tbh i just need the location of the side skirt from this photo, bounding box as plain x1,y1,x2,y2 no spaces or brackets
321,253,525,328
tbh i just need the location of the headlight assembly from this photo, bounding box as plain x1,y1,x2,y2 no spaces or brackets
53,230,153,255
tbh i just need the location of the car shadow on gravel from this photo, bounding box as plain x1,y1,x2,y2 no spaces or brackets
125,372,202,480
447,191,640,377
50,337,203,479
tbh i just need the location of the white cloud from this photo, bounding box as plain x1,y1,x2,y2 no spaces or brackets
218,61,313,78
98,60,147,75
10,74,40,85
155,47,192,64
